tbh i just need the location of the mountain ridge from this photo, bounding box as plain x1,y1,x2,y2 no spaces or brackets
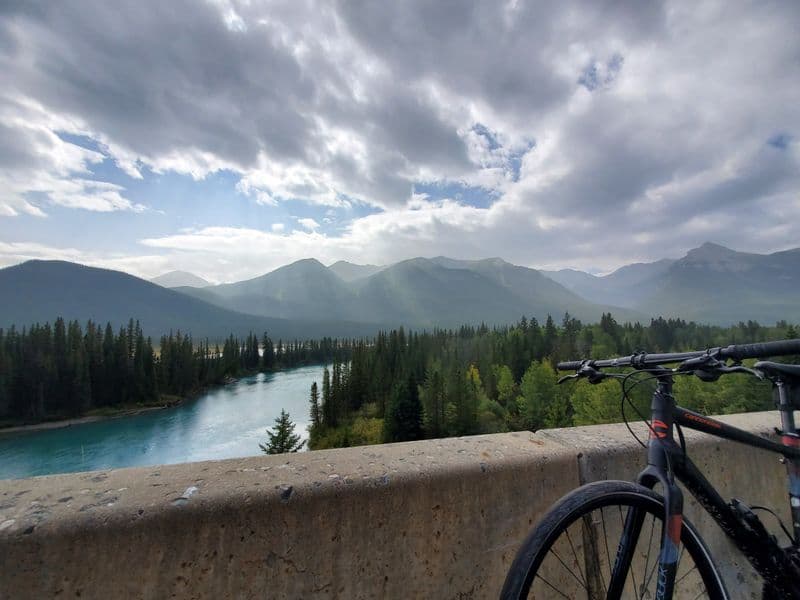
541,243,800,324
150,270,210,288
3,242,797,339
328,260,384,282
180,255,643,327
0,260,385,341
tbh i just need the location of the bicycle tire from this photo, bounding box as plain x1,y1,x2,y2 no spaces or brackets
501,480,728,599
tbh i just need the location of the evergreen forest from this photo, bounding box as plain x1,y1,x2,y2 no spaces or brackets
306,314,799,449
0,314,796,442
0,317,350,426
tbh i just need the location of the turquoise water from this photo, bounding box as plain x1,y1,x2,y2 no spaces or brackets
0,365,323,480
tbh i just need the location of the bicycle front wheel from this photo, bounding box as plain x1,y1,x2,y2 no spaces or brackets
501,480,727,599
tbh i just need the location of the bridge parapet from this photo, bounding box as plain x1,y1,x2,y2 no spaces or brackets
0,412,785,598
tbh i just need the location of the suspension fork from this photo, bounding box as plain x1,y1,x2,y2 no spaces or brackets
607,373,683,600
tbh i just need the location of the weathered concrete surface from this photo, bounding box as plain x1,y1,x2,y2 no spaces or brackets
0,411,791,599
0,432,578,599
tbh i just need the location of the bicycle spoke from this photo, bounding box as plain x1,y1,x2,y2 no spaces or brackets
533,573,573,599
600,506,612,584
675,563,698,587
564,527,589,589
641,516,663,596
676,543,685,574
617,504,640,595
548,547,589,591
638,513,658,599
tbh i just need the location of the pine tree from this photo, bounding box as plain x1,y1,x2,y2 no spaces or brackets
309,381,321,429
260,409,305,454
543,315,558,361
261,332,274,370
384,376,422,442
420,362,445,438
322,366,334,426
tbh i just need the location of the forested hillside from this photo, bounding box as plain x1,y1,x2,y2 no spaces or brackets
2,312,796,438
306,314,799,449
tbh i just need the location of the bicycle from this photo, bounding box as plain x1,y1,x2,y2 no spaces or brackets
500,338,800,599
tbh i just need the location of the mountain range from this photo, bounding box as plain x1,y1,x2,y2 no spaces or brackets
173,256,642,327
1,243,797,341
543,242,800,324
0,261,384,341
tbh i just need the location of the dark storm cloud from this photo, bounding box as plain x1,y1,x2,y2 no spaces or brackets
336,0,665,121
3,1,314,167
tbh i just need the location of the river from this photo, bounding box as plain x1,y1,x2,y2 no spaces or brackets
0,365,323,480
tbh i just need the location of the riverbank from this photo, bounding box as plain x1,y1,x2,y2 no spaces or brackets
0,366,309,437
0,408,160,435
0,365,322,479
0,396,185,436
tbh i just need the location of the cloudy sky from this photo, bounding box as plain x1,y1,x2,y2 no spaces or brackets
0,0,798,282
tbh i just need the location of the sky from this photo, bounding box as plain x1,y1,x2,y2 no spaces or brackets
0,0,798,283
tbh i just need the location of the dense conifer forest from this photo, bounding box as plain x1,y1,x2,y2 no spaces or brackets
0,317,350,426
306,315,799,449
0,314,796,439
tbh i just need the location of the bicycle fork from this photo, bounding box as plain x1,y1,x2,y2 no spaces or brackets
608,375,684,600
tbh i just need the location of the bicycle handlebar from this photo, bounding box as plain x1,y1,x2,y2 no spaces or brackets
556,338,800,371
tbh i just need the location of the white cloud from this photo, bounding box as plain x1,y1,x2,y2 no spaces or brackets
271,223,286,232
0,0,798,270
0,241,169,279
297,217,320,231
0,95,145,215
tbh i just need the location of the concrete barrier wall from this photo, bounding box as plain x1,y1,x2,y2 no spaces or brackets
0,411,790,599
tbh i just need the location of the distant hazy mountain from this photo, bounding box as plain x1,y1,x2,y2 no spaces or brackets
543,258,675,308
193,258,355,321
179,255,641,328
150,270,210,288
328,260,384,282
350,257,636,326
640,243,800,324
0,261,384,340
542,243,800,324
9,244,790,340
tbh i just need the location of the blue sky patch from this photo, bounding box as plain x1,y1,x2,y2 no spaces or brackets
472,123,501,151
414,181,498,209
579,53,624,91
767,132,792,150
2,135,368,252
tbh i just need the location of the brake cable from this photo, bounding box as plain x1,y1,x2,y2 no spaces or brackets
750,505,795,545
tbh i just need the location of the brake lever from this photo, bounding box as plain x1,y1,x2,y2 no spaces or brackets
558,363,607,385
678,355,722,372
718,365,764,380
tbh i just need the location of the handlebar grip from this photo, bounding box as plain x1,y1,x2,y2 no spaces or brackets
557,360,583,371
721,339,800,360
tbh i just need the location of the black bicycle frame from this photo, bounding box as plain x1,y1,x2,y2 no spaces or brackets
622,372,800,598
